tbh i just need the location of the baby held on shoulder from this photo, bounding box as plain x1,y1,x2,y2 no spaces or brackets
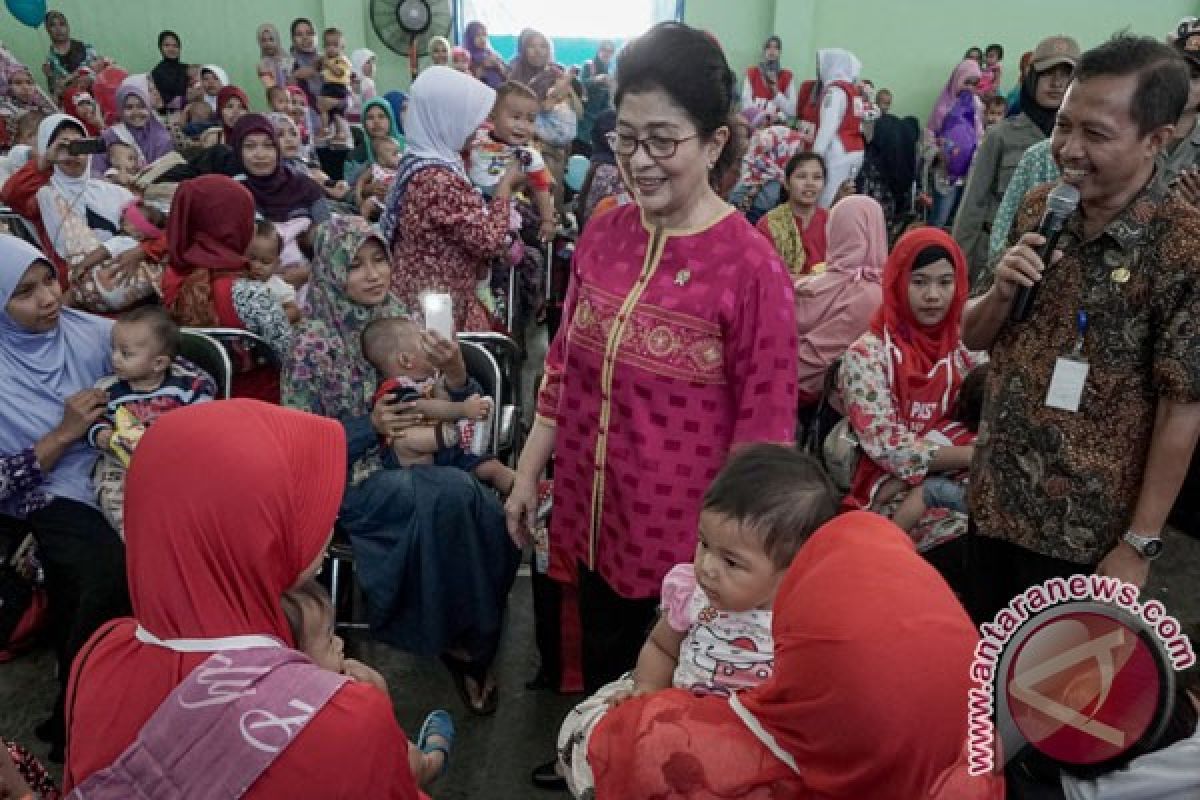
556,445,840,796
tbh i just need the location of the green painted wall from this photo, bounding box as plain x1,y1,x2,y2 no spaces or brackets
712,0,1198,120
1,0,1196,118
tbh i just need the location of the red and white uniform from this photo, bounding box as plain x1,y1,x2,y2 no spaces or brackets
811,48,866,208
741,65,797,119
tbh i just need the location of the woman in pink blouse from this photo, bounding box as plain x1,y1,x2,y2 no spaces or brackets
380,66,519,333
507,26,797,787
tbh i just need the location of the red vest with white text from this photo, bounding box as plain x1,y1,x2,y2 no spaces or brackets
747,66,794,110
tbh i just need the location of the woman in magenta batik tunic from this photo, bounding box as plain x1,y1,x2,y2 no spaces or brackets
506,23,797,706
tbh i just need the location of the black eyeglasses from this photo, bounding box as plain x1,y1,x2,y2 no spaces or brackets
607,130,699,160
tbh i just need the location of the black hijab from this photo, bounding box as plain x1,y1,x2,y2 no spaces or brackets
1019,67,1058,137
151,30,189,110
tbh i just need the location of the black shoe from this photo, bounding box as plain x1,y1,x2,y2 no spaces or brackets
531,759,567,791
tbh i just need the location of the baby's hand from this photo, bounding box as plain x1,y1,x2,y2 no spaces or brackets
605,682,653,708
343,658,389,693
463,394,492,420
95,428,113,451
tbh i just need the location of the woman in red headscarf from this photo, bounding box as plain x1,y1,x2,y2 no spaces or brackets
199,84,249,147
160,174,291,401
64,400,423,798
60,87,102,135
589,511,1004,799
837,227,985,564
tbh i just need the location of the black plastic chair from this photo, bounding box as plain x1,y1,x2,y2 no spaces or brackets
180,329,233,400
324,332,522,631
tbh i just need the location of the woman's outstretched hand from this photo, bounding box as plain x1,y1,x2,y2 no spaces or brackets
504,473,538,548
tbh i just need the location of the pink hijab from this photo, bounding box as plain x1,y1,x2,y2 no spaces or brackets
794,196,887,402
927,59,981,134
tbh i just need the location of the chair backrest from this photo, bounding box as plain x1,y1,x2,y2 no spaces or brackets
0,206,42,249
458,338,503,455
180,329,233,400
184,327,278,399
457,332,523,463
196,327,278,370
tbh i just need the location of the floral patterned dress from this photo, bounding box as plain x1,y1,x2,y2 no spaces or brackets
839,331,986,550
388,166,509,333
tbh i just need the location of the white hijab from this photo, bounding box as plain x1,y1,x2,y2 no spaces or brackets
200,64,228,85
403,66,495,177
36,113,134,257
817,49,862,85
351,48,376,77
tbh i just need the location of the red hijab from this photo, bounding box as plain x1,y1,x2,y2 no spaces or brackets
61,87,100,135
65,402,423,798
216,84,250,141
869,226,970,430
161,174,255,327
844,227,971,510
590,512,1003,799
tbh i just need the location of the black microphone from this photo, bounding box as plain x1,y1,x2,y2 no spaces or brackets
1010,183,1080,322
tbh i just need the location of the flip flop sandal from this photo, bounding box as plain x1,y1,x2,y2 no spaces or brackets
416,709,456,781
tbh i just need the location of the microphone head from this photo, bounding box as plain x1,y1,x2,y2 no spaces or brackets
1047,182,1081,216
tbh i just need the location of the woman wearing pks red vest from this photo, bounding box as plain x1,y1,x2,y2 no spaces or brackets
741,36,796,120
811,48,867,207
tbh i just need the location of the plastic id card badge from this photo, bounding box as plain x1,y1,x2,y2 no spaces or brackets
1045,357,1089,412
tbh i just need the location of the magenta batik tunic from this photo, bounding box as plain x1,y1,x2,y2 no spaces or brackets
538,204,798,598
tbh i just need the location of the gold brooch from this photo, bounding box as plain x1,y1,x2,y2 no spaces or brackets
674,269,691,287
1110,267,1130,284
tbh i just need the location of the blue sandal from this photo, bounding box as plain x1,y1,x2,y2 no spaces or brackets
417,709,455,781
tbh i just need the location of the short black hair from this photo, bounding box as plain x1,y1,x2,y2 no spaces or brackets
118,305,180,359
615,22,740,184
1076,33,1189,136
986,94,1009,110
361,316,420,371
985,43,1004,60
291,17,314,37
702,445,838,570
764,35,782,51
495,80,538,106
254,218,283,252
965,46,983,59
158,30,180,49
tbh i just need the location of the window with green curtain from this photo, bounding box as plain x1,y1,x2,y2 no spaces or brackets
454,0,683,67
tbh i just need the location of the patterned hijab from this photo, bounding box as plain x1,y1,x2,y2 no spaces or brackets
291,215,409,418
509,29,562,100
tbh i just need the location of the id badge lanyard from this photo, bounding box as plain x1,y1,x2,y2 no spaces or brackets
1045,310,1090,413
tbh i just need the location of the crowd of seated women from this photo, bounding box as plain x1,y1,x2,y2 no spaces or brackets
0,10,1198,800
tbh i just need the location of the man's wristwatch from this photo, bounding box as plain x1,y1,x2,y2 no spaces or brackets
1122,530,1164,560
